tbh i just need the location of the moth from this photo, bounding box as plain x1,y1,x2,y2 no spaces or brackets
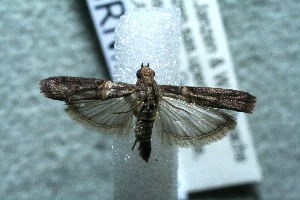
40,63,256,162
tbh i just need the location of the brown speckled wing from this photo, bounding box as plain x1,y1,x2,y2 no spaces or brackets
40,76,136,101
158,85,256,113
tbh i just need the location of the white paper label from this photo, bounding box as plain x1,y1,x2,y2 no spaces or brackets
86,0,262,199
86,0,128,76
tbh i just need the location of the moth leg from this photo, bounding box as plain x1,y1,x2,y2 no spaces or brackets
132,139,138,150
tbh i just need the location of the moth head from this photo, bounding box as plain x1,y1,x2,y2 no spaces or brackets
137,63,155,78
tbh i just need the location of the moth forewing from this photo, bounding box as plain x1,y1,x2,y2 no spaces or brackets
40,76,136,101
40,77,106,101
158,85,256,113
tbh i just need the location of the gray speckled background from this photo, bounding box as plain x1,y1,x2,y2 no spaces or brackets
1,1,299,199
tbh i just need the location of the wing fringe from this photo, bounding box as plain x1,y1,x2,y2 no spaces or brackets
160,116,236,147
65,104,133,136
156,96,237,147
